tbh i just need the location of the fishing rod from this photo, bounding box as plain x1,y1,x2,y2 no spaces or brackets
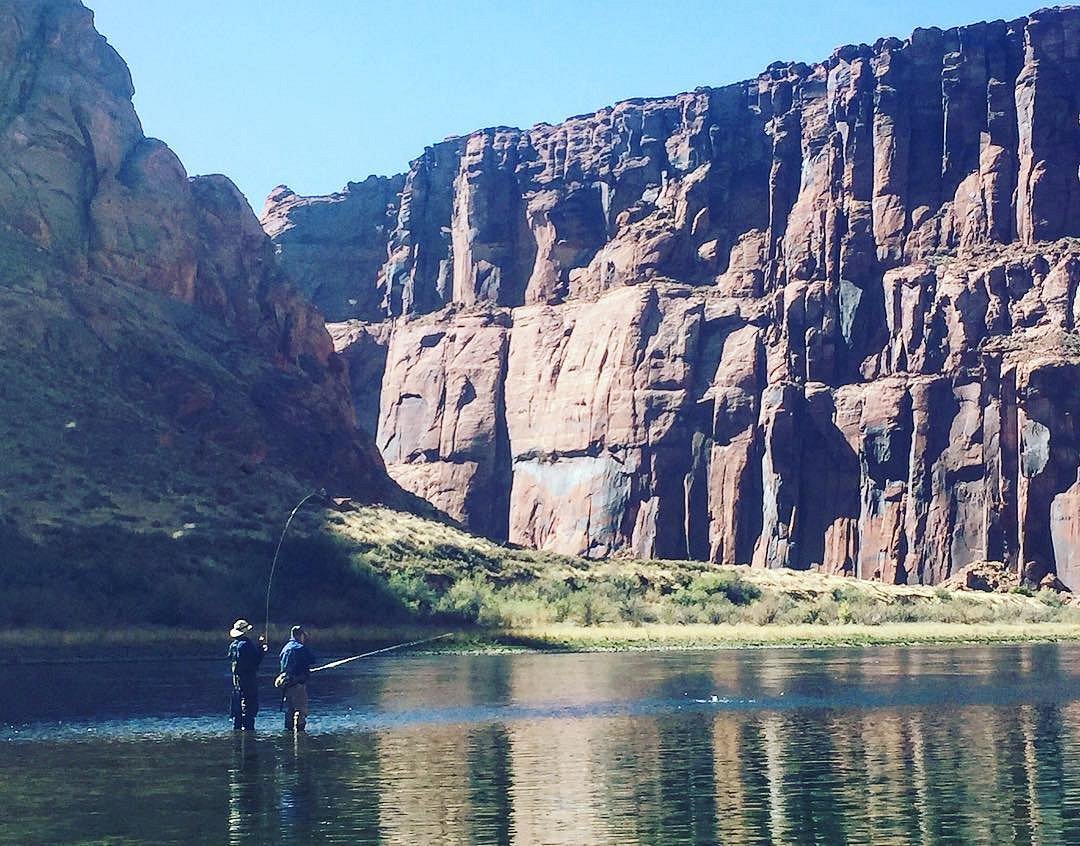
310,633,453,673
264,488,327,642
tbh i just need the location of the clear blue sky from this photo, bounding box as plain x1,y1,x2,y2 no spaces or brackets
90,0,1041,210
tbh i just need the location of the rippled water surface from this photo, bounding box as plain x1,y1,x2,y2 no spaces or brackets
3,643,1080,844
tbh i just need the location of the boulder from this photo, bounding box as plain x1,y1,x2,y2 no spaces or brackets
942,561,1019,593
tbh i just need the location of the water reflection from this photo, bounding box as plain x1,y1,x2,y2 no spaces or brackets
2,644,1080,845
228,733,269,844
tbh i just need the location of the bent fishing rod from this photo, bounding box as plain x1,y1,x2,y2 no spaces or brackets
311,633,453,673
264,488,327,642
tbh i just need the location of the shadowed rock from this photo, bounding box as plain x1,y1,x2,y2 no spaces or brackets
0,0,400,558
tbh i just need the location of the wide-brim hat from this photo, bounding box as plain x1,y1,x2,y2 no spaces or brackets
230,619,254,638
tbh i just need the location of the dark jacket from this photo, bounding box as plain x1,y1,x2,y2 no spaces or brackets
279,638,315,685
229,636,264,687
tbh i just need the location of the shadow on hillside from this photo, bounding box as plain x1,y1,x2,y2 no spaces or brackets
0,520,416,630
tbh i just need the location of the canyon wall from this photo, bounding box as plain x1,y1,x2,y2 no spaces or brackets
265,8,1080,585
0,0,399,567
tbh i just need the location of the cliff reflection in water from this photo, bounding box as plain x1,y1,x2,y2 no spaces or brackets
3,645,1080,845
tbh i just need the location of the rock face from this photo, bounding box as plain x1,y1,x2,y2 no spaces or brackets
0,0,399,573
272,8,1080,586
262,176,404,322
375,308,512,541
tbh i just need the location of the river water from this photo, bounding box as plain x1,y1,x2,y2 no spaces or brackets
2,643,1080,845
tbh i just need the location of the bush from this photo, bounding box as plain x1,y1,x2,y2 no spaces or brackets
745,594,797,625
435,574,498,624
800,595,841,625
1037,588,1066,608
701,596,737,625
490,590,555,627
617,594,655,626
675,571,762,609
387,571,438,616
565,591,618,626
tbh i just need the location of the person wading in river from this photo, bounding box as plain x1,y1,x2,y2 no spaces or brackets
278,625,316,731
228,619,268,731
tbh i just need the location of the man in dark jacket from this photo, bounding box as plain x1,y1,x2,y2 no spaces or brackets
279,625,316,731
228,619,268,730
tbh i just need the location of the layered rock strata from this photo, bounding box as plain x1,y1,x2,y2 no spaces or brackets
269,8,1080,586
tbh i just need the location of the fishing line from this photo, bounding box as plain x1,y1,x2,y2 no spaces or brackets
311,633,453,673
264,489,326,642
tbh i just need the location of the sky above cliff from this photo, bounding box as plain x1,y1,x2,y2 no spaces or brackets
91,0,1042,212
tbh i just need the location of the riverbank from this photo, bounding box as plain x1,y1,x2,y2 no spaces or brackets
492,622,1080,650
325,506,1080,632
7,505,1079,645
6,620,1080,663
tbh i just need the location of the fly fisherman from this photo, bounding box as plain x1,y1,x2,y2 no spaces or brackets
228,619,268,730
279,625,316,731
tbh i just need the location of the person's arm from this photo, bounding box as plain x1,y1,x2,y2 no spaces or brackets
280,643,295,678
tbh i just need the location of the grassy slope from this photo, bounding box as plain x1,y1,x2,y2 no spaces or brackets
0,258,417,630
311,505,1080,648
326,505,1071,613
5,496,1079,649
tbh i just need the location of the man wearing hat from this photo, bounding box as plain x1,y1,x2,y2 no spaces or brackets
279,625,316,731
228,619,268,730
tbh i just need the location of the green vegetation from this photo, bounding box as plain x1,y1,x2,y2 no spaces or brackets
3,503,1079,652
7,620,1080,662
324,507,1080,631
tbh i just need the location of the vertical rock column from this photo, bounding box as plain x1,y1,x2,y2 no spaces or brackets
1015,8,1080,244
377,309,512,540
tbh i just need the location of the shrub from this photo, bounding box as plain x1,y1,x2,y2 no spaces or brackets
701,596,737,625
387,571,438,616
675,571,762,609
436,574,498,624
610,573,644,599
566,591,618,626
745,594,797,625
492,590,555,627
617,595,655,626
799,595,841,625
1037,588,1066,608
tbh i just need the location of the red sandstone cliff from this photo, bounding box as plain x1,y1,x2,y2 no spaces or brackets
268,8,1080,587
0,0,398,567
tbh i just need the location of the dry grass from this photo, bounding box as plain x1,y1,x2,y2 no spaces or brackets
496,622,1080,650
